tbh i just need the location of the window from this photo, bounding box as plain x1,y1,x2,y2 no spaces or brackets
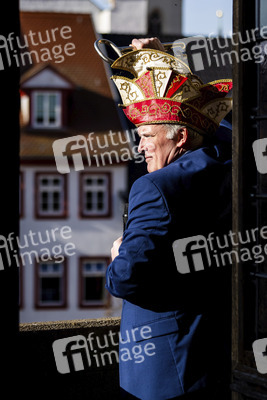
35,261,67,308
36,173,67,218
33,91,61,128
79,258,109,307
260,0,267,27
80,173,111,217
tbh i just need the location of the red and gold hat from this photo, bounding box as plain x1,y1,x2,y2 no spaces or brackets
111,49,232,136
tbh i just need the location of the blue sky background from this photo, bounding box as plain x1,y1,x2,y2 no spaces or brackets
182,0,233,37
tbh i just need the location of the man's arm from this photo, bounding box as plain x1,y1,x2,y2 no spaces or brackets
106,175,171,303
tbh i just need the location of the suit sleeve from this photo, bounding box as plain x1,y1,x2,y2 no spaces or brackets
105,175,171,302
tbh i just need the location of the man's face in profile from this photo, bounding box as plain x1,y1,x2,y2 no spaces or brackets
137,124,180,173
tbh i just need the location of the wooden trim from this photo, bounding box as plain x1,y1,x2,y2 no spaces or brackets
230,2,267,400
34,171,68,219
231,367,267,399
78,256,111,308
79,171,112,219
232,0,247,373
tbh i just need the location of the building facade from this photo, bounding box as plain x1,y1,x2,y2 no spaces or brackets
20,0,182,36
19,11,137,322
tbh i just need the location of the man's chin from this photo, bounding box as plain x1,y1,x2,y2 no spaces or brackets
147,163,158,173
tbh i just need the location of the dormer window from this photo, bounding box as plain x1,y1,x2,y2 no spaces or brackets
20,65,74,130
33,91,62,128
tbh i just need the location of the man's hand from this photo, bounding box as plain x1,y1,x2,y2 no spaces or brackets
131,37,165,51
111,236,123,261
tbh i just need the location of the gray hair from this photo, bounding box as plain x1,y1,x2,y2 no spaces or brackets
164,124,204,149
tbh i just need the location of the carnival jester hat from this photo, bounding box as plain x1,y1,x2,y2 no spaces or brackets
110,48,232,136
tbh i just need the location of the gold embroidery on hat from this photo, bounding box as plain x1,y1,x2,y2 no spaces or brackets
111,49,232,135
111,49,191,78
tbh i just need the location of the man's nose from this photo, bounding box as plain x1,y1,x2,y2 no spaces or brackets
138,137,145,153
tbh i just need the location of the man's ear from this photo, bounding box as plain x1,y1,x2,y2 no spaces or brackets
176,127,188,148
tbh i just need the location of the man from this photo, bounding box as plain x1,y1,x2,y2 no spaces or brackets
106,38,232,400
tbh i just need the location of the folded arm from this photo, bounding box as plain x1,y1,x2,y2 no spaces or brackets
106,176,171,303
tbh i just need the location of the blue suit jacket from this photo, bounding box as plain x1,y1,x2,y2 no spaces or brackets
106,125,232,399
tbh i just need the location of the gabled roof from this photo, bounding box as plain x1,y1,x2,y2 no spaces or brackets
21,64,75,89
20,12,114,96
19,12,127,160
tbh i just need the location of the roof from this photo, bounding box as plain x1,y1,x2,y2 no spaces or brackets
19,12,128,160
20,130,135,165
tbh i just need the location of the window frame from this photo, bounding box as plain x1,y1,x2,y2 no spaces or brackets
32,90,62,129
34,259,68,309
35,172,68,219
79,256,110,308
79,172,112,219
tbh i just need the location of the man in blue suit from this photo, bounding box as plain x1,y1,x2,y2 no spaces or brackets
106,38,232,400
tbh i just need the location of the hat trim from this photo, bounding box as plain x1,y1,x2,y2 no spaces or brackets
134,120,213,135
122,96,232,125
123,98,219,135
111,48,192,78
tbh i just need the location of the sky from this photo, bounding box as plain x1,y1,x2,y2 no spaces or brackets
182,0,233,37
